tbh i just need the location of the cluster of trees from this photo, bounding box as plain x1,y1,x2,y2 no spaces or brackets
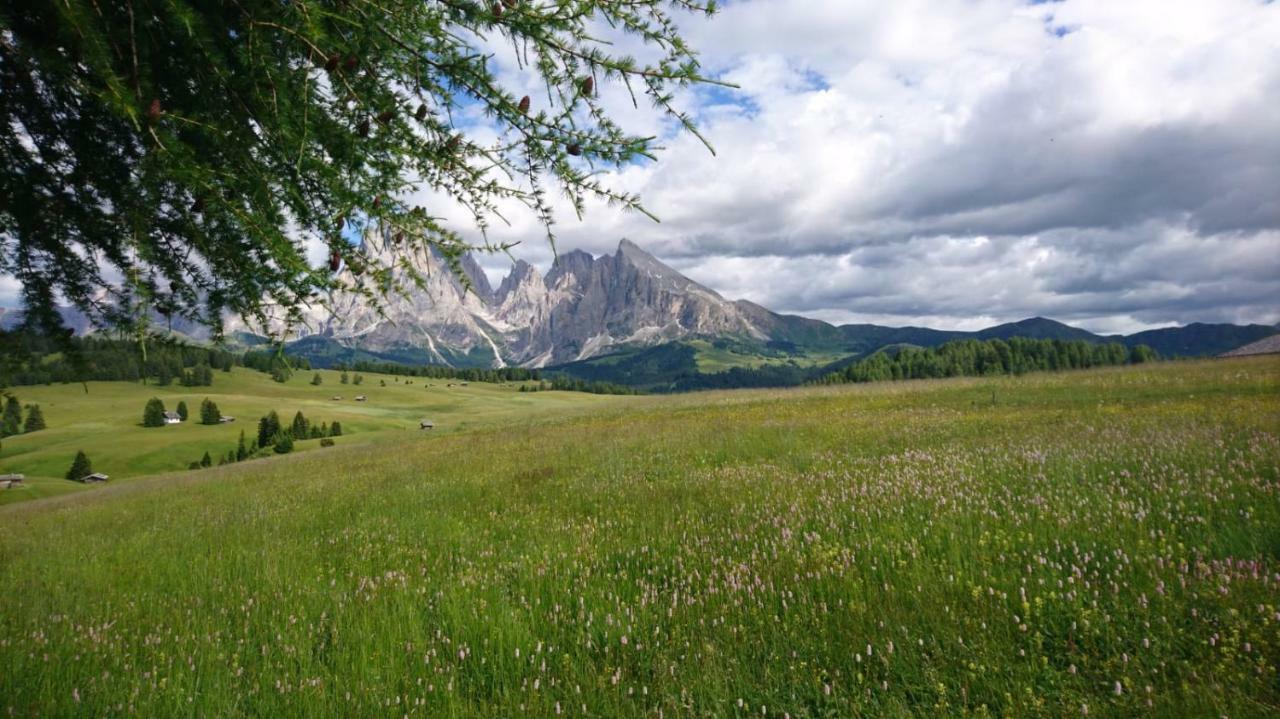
144,397,221,426
1,395,46,437
520,377,642,395
339,371,364,385
255,410,342,454
814,338,1159,385
331,360,543,384
241,350,312,384
191,430,258,469
0,332,239,387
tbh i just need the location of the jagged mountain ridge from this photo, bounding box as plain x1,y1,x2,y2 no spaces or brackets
4,238,1277,368
226,236,767,368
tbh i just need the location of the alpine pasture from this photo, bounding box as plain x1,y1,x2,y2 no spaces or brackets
1,358,1277,716
0,367,625,505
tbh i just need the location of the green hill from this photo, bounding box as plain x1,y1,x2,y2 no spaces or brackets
2,357,1277,716
0,367,628,505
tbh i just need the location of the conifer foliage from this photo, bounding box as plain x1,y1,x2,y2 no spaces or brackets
0,1,724,337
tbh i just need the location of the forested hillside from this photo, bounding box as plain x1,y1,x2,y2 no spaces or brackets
815,337,1158,385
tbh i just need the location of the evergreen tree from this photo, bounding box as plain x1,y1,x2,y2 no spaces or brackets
236,431,249,462
311,373,323,386
329,421,343,437
176,400,189,422
200,451,212,468
340,371,350,385
272,432,294,455
257,411,281,448
200,398,222,425
290,411,309,440
353,374,364,386
143,398,167,427
65,450,92,481
1,396,21,437
22,404,46,433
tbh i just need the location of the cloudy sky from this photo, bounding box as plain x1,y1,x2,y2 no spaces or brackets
4,0,1275,335
458,0,1280,334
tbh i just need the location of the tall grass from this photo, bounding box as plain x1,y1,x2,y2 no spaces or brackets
1,359,1277,716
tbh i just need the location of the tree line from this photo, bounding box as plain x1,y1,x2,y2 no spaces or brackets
0,331,238,387
328,359,545,384
520,377,643,395
813,338,1159,385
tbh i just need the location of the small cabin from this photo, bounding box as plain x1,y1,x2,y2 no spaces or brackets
218,416,236,424
163,411,182,425
80,473,109,483
419,420,435,431
331,395,342,401
355,395,367,402
0,473,24,489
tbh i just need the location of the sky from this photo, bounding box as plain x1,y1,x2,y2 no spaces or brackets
455,0,1280,334
3,0,1276,335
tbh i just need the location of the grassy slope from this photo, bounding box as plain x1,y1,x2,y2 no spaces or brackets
0,368,626,505
1,358,1278,716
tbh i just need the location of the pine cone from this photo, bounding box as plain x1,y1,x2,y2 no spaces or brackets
336,216,346,231
377,110,394,125
344,56,358,72
492,3,503,18
147,98,162,123
415,104,428,121
358,119,370,137
581,76,594,96
372,196,382,209
325,54,339,73
518,96,531,114
566,143,583,156
190,197,204,214
329,251,342,272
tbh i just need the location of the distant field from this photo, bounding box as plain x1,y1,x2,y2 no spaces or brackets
1,358,1277,716
0,367,628,505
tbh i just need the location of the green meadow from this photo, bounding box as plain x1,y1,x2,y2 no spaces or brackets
1,358,1277,716
0,368,627,505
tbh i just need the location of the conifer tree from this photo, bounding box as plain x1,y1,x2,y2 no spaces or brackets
200,451,212,468
200,398,222,425
1,396,22,437
290,411,309,440
143,398,167,427
311,373,323,386
272,432,294,455
65,450,93,481
257,411,281,448
329,421,343,437
176,400,189,422
1,2,722,338
22,404,46,433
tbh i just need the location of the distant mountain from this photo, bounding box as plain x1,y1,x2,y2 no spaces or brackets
1120,323,1279,358
1219,333,1280,358
5,238,1274,373
224,234,767,368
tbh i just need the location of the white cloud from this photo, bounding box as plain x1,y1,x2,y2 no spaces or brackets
448,0,1280,332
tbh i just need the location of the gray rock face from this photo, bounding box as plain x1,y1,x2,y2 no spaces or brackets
236,236,768,368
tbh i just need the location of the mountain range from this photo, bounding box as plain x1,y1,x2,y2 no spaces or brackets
3,237,1276,385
